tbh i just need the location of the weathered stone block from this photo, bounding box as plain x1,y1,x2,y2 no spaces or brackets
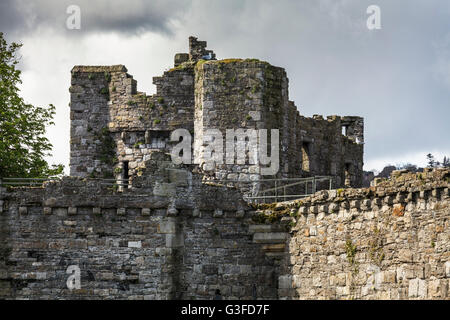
68,207,77,215
166,233,184,248
384,196,393,205
350,200,360,209
167,206,179,216
298,206,308,214
168,169,189,187
278,275,293,289
445,261,450,278
158,219,176,234
309,206,318,214
340,201,349,209
128,241,142,248
372,198,381,207
153,182,176,197
141,208,151,216
92,207,102,215
44,198,57,207
236,209,245,218
213,209,224,218
329,203,339,212
408,278,427,298
253,232,287,244
248,225,272,233
43,207,52,215
192,208,201,217
117,208,126,215
19,206,27,215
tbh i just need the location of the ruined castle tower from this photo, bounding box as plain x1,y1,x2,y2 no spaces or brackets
69,37,364,189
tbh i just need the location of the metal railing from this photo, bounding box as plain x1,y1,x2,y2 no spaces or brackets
0,177,130,188
1,175,334,203
203,176,334,204
0,177,61,187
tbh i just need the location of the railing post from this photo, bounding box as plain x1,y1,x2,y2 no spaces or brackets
275,180,278,203
313,177,316,194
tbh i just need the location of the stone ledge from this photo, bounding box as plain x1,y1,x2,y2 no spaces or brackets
253,232,287,244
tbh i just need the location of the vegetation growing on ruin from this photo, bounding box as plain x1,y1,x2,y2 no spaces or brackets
96,128,117,166
368,226,385,266
104,72,111,82
99,87,109,95
345,239,358,270
251,211,282,224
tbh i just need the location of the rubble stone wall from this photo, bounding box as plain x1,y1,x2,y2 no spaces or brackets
1,164,448,300
254,168,450,299
0,155,278,300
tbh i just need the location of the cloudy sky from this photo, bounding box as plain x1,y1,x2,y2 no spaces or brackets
1,0,449,173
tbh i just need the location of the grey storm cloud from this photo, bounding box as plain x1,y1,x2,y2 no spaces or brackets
1,0,450,170
0,0,190,36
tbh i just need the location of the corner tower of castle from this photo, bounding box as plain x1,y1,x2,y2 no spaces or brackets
69,37,364,188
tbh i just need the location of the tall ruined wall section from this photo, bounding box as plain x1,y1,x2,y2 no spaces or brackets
69,64,195,180
69,37,364,188
192,59,364,189
0,153,278,300
293,115,364,187
193,59,289,182
254,168,450,299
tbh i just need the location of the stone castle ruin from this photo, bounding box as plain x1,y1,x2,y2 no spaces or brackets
0,37,448,300
69,37,364,193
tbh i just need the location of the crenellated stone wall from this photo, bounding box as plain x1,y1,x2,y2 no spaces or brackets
0,153,279,300
253,168,450,299
1,163,448,299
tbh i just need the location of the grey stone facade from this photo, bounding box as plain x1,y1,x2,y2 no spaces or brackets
0,160,448,299
69,37,364,191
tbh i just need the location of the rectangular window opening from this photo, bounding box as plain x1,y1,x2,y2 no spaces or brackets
301,142,310,173
123,161,129,186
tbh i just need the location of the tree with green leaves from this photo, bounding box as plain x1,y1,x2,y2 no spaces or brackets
0,32,63,178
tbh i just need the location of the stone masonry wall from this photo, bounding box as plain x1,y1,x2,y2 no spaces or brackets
254,168,450,299
1,163,448,299
0,153,279,300
70,62,195,181
69,37,364,190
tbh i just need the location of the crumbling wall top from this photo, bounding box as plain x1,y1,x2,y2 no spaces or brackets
189,36,216,62
71,65,128,73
